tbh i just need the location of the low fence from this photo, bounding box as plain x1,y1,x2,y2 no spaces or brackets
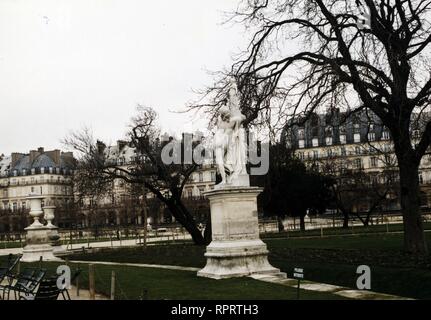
1,213,430,249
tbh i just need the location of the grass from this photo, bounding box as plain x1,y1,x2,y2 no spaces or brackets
261,221,431,239
64,232,431,299
0,258,343,300
265,234,431,299
3,223,431,299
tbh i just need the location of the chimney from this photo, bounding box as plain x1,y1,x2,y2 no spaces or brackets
96,140,106,155
117,140,127,151
38,147,44,153
61,151,74,158
29,150,39,163
11,153,25,168
46,149,61,166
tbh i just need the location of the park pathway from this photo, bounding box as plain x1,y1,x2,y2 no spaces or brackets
249,273,413,300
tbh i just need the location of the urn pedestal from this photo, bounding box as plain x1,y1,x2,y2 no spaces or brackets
21,196,61,262
22,226,61,262
197,186,284,279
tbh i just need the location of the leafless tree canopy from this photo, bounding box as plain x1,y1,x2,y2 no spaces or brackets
63,106,208,245
190,0,431,253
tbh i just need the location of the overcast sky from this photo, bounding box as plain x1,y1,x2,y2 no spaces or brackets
0,0,248,155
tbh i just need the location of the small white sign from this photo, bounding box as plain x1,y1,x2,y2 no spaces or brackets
293,272,304,279
294,268,303,273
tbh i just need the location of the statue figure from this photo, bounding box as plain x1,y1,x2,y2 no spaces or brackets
214,78,248,187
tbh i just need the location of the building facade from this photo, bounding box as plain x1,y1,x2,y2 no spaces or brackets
74,135,217,229
0,148,75,232
283,108,431,212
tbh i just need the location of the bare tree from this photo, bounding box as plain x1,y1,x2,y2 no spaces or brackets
320,156,398,227
194,0,431,254
64,106,208,245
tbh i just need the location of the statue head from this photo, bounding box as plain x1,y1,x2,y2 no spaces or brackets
218,105,230,122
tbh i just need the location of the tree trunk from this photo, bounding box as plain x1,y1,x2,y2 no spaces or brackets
167,200,206,245
342,211,349,228
398,161,428,254
204,212,212,245
277,215,285,232
299,215,306,231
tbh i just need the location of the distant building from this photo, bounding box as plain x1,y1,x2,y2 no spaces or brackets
77,134,216,228
0,148,75,231
283,108,431,211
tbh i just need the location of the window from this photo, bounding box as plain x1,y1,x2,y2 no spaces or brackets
298,152,305,161
355,158,363,169
340,147,346,156
382,131,390,140
312,138,319,147
298,140,305,148
211,171,216,182
21,202,26,209
198,187,205,196
340,134,346,144
199,172,203,182
354,133,361,143
298,128,305,139
325,137,333,146
12,203,17,211
355,146,361,155
354,123,360,133
187,189,193,198
370,157,378,168
368,132,375,141
313,150,319,159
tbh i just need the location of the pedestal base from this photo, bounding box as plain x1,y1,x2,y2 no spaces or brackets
21,244,62,262
197,186,285,279
197,239,284,279
21,227,62,262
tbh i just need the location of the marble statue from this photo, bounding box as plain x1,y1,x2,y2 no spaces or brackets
214,78,248,186
198,79,282,280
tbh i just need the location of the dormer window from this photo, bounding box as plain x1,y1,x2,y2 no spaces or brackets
298,128,305,139
354,123,360,133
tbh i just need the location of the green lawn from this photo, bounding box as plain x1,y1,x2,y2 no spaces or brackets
0,258,343,300
3,225,431,299
64,232,431,299
261,221,431,239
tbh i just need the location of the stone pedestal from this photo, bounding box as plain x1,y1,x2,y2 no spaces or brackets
22,226,62,262
197,186,284,279
21,195,62,262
